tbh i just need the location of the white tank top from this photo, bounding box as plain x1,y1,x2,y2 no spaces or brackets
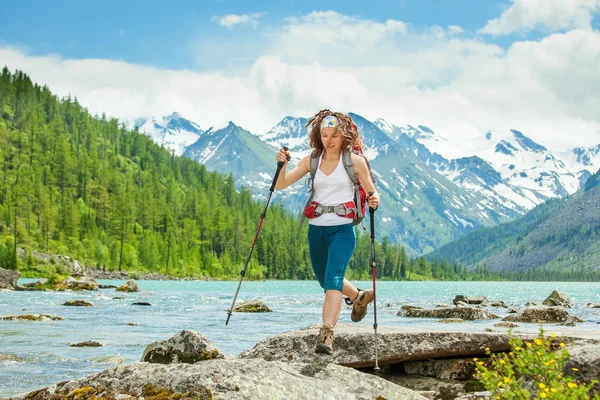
309,153,355,226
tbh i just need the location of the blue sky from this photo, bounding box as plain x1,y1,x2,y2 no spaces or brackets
0,0,568,69
1,0,599,149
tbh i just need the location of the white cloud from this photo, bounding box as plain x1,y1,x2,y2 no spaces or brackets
479,0,600,35
1,9,600,152
214,13,263,29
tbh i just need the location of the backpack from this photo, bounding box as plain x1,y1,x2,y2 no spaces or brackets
299,146,375,228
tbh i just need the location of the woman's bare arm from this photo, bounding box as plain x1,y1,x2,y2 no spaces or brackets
275,150,311,190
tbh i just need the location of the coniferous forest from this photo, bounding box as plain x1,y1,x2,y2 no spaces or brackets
0,67,502,281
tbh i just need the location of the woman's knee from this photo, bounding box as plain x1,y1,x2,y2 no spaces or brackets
324,275,344,292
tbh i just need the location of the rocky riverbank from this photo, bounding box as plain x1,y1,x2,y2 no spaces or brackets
5,325,600,400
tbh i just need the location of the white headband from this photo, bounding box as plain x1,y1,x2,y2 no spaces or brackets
320,116,338,130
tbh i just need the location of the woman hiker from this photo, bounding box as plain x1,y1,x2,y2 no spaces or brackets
275,109,380,355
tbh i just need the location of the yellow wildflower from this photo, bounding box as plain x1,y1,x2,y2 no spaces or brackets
534,338,543,345
551,333,556,338
504,377,511,383
567,382,578,389
572,367,579,371
514,346,521,351
540,393,547,399
526,342,533,347
497,382,503,387
473,357,478,362
560,343,565,347
539,383,547,389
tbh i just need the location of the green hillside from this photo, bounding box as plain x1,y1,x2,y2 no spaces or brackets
428,171,600,281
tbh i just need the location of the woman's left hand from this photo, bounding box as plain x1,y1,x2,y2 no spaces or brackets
367,192,380,210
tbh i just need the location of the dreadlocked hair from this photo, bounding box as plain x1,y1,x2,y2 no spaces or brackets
306,109,363,155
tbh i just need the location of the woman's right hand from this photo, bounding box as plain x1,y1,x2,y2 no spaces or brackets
276,147,291,164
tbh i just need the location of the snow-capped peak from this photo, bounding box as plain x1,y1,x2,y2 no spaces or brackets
134,113,203,155
259,116,309,155
374,118,395,134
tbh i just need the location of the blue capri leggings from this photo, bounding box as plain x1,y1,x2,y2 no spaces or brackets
308,223,356,292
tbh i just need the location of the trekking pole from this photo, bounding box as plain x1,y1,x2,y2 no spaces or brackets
368,191,380,370
225,146,290,326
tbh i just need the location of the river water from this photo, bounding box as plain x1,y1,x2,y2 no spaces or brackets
1,279,599,397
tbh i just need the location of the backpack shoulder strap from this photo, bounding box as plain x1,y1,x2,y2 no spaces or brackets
342,149,358,185
299,151,320,228
309,151,319,188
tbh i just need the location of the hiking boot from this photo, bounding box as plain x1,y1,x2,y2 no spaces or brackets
315,323,334,355
351,289,374,322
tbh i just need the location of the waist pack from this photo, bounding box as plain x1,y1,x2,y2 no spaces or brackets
305,200,358,220
299,148,375,228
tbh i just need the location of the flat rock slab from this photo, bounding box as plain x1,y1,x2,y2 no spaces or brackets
241,324,521,368
9,359,428,400
399,307,499,320
2,314,65,321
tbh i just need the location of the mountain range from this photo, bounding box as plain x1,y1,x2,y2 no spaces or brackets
133,113,600,256
429,169,600,276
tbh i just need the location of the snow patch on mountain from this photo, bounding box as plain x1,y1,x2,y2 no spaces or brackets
134,112,202,156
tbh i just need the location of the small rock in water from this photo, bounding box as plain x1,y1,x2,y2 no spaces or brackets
63,300,94,307
69,341,103,347
126,322,139,326
117,279,140,293
542,290,572,308
0,354,22,362
2,314,65,321
132,302,151,306
231,299,272,313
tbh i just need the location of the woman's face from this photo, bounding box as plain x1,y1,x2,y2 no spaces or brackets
320,127,343,152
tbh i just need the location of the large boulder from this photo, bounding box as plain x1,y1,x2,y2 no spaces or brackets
0,267,19,289
398,307,499,320
141,330,224,364
542,290,572,308
116,279,140,292
502,306,584,324
563,344,600,396
10,359,428,400
240,324,516,368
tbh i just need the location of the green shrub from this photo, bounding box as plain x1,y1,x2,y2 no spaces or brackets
474,328,599,399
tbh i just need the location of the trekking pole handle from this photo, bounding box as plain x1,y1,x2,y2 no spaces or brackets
368,191,375,238
277,146,291,167
271,146,290,192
